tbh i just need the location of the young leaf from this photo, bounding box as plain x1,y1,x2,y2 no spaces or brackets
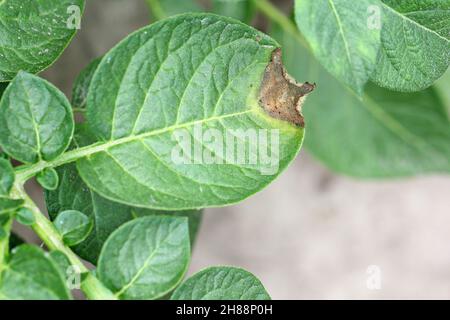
36,168,59,191
71,57,102,110
15,207,35,226
0,72,74,164
53,210,93,246
0,158,14,196
0,0,85,81
97,216,190,300
77,13,306,210
371,0,450,92
0,245,71,300
295,0,381,94
273,25,450,177
171,266,271,300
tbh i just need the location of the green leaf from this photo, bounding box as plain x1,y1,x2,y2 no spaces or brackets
0,72,74,164
0,245,71,300
295,0,381,94
273,25,450,177
171,266,271,300
48,250,72,276
0,0,85,81
0,198,23,215
71,57,102,110
0,158,14,196
54,210,93,246
97,216,190,300
15,207,35,226
371,0,450,92
211,0,255,23
77,13,305,210
36,168,59,190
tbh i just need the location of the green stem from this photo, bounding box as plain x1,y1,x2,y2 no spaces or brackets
12,184,117,300
145,0,167,21
251,0,309,49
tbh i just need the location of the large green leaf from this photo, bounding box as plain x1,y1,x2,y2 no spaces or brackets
371,0,450,92
0,245,71,300
171,266,271,300
97,216,190,300
0,0,85,81
273,26,450,177
295,0,381,94
0,72,74,164
76,13,306,210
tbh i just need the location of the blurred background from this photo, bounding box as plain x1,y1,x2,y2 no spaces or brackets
18,0,450,299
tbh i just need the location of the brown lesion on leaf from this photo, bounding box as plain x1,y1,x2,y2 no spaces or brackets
259,48,315,127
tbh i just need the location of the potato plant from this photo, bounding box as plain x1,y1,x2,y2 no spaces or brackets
0,0,449,300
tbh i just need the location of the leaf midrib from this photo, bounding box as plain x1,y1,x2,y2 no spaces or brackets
326,0,357,83
14,108,258,182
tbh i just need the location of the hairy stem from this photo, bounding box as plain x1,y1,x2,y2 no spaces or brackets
12,184,117,300
251,0,309,49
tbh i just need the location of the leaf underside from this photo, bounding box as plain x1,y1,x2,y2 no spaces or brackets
273,24,450,177
295,0,380,94
371,0,450,92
